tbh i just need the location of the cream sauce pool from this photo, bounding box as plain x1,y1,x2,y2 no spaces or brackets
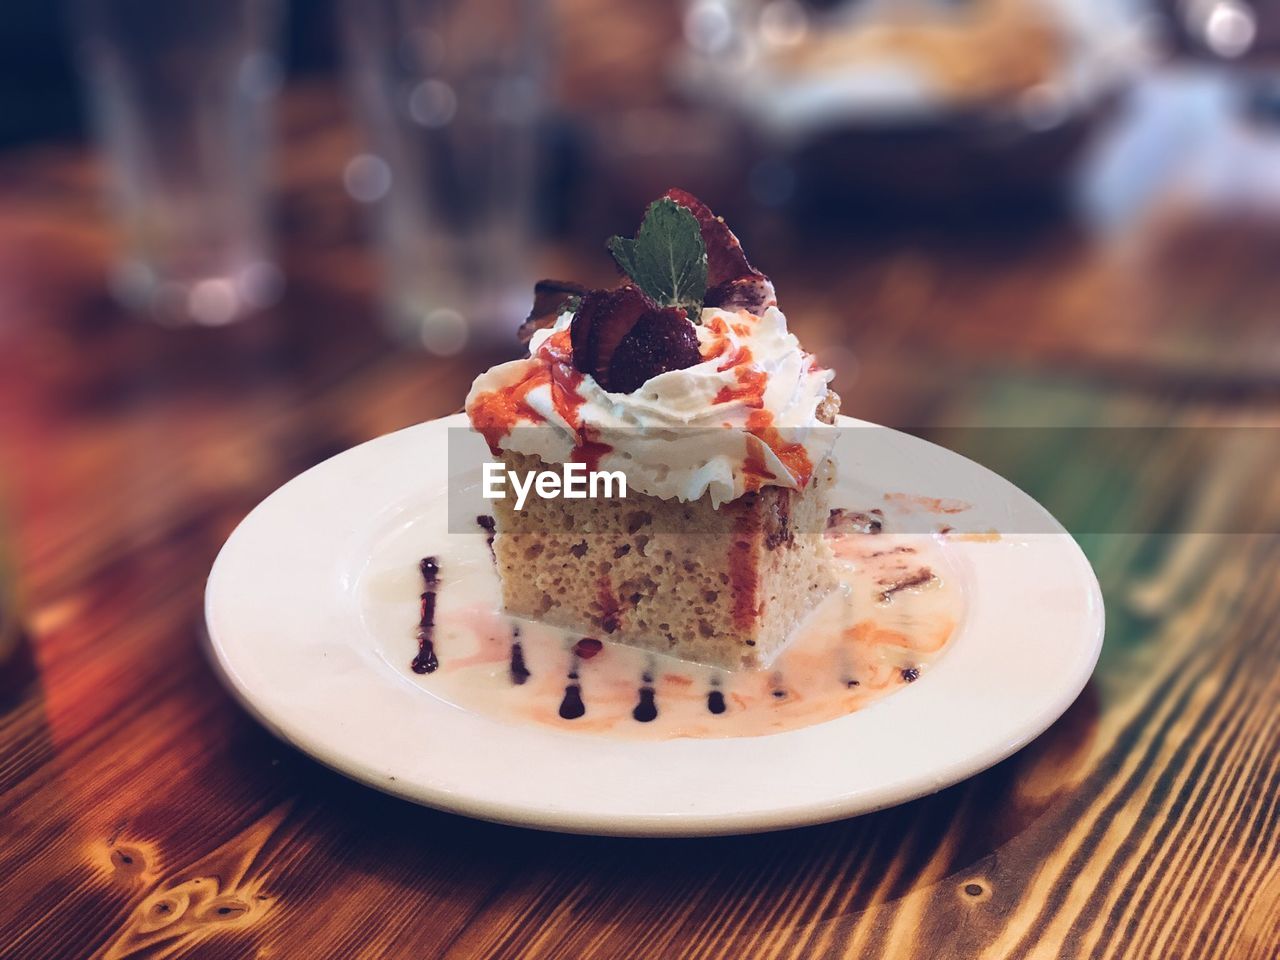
368,522,966,741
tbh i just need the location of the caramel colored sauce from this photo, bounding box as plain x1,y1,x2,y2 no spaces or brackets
883,492,972,515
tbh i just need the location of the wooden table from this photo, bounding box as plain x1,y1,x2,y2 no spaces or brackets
1,85,1278,960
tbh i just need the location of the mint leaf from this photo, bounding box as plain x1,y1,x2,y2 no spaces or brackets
608,198,707,315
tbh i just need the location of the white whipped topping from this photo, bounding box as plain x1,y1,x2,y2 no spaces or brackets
465,305,836,506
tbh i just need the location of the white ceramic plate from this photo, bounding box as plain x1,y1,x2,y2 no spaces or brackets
205,414,1103,837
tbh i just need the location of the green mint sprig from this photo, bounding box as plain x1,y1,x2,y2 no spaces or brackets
607,198,707,318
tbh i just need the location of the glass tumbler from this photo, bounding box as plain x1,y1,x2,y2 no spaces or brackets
342,0,548,354
74,0,284,326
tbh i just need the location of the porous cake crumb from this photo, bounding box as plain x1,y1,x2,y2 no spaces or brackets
493,451,837,669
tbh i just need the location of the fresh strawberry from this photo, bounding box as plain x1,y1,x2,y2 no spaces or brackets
607,307,702,393
570,285,701,392
571,284,653,385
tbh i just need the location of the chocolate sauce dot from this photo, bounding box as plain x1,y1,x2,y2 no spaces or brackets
633,686,658,723
508,640,530,686
845,679,860,688
558,684,586,720
707,689,727,715
771,689,787,699
411,642,438,675
411,557,442,674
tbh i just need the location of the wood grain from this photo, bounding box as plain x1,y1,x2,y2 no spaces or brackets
1,90,1278,960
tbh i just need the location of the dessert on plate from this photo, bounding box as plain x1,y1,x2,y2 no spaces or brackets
465,190,839,669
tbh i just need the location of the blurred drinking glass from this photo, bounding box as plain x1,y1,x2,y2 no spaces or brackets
74,0,284,326
343,0,547,354
0,504,22,690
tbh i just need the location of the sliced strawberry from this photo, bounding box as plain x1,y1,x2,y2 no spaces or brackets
571,285,653,385
517,279,588,347
705,275,776,314
662,188,769,290
607,307,702,393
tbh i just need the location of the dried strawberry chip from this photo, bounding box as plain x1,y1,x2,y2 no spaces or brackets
568,290,599,368
705,275,776,314
517,279,588,347
607,307,702,393
662,187,768,290
571,284,654,385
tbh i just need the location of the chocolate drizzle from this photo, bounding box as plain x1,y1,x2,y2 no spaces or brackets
632,671,658,723
476,515,496,560
836,647,858,690
558,680,586,720
411,557,441,674
558,653,587,719
509,628,530,685
769,671,787,700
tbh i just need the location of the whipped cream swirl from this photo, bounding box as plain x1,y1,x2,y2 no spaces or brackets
465,306,836,506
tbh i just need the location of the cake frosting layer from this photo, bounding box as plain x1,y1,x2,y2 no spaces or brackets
465,305,836,506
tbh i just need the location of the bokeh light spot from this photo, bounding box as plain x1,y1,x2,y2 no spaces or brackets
343,154,392,203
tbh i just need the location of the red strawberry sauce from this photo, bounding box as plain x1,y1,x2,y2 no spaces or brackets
469,328,614,467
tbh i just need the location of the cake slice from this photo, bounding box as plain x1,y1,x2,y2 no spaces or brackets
466,191,840,669
491,446,835,669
